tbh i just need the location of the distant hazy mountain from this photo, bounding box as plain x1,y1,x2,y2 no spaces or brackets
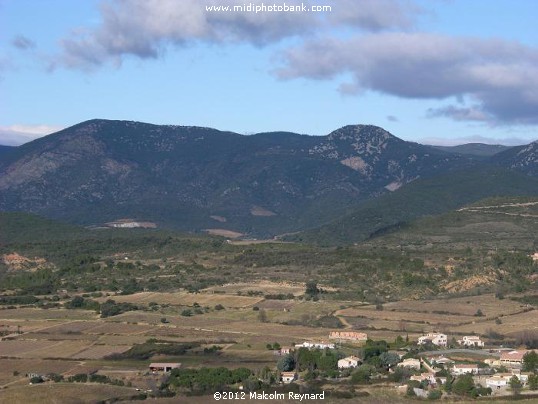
0,145,15,158
0,119,473,236
432,143,511,157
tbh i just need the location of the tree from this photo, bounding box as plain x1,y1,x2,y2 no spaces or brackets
509,375,522,396
351,365,373,384
277,355,295,372
379,352,400,369
257,309,268,323
523,350,538,372
528,374,538,391
305,281,319,298
452,374,475,397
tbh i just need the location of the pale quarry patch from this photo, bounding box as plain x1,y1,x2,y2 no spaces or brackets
204,228,244,238
210,215,227,223
250,206,276,216
384,181,402,191
105,219,156,228
340,156,369,174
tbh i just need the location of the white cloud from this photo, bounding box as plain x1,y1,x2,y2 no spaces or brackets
53,0,418,69
0,125,65,146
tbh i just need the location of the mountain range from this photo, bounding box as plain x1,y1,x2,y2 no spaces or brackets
0,119,536,243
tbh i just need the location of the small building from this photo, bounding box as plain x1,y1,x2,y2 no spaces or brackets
418,333,447,347
294,341,335,350
338,356,361,369
452,364,479,375
329,331,368,342
149,363,181,372
483,358,500,367
281,372,297,383
457,335,485,347
397,358,421,370
486,375,508,389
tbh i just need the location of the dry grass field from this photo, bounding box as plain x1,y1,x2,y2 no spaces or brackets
383,294,526,317
0,308,97,320
204,280,306,296
96,291,264,308
0,383,139,404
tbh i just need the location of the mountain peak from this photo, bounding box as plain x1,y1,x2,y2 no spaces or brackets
327,124,398,143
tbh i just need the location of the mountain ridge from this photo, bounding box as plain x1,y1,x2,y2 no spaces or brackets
0,119,536,241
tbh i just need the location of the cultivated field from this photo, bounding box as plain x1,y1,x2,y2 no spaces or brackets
95,291,264,308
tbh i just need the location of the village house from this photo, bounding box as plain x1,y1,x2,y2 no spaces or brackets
483,358,501,367
486,375,508,389
417,332,447,347
397,358,421,370
281,371,297,383
457,335,485,347
428,355,454,367
149,363,181,372
410,372,437,385
274,346,293,356
452,363,480,375
500,350,529,367
485,371,529,389
338,356,361,369
294,341,335,350
329,331,368,342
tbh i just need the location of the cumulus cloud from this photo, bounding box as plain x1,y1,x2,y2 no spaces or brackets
0,125,65,146
12,35,36,50
277,33,538,125
54,0,418,69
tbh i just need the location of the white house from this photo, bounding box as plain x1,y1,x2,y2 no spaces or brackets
338,356,361,369
457,336,485,347
418,333,447,347
452,364,479,375
486,376,508,389
294,341,335,350
397,358,421,370
281,372,297,383
410,372,437,385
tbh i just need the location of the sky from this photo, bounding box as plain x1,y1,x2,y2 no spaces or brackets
1,0,537,146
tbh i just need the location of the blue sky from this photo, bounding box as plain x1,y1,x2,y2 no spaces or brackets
1,0,537,146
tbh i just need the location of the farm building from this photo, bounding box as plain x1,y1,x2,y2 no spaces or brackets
149,363,181,372
338,356,361,369
486,375,508,389
329,331,367,342
457,335,485,347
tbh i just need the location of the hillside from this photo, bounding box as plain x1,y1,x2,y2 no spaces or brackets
364,196,538,251
0,120,472,237
492,140,538,176
287,167,538,245
0,145,14,158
